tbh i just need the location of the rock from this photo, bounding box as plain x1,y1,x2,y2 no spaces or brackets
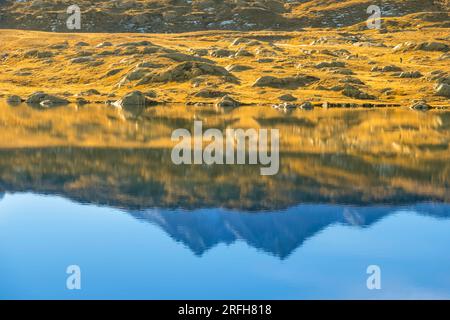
194,89,228,99
392,42,416,52
96,42,113,48
410,101,431,110
340,77,365,85
234,49,254,57
103,68,124,78
315,61,346,69
75,42,90,47
6,95,22,104
76,97,89,105
278,94,297,102
216,95,240,108
81,89,101,96
125,68,150,81
115,91,155,108
210,49,235,58
226,64,253,72
435,83,450,98
159,52,214,64
231,38,251,46
253,75,319,89
415,42,449,52
257,58,274,63
398,71,423,78
24,50,53,59
342,85,375,100
190,49,209,56
137,62,236,84
299,101,314,110
439,53,450,61
144,90,157,98
372,65,403,72
26,92,69,106
70,57,95,64
49,42,69,50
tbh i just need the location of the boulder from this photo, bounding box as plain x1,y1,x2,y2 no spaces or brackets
435,83,450,98
253,75,319,89
215,95,240,108
398,71,423,78
6,95,22,104
26,92,69,106
115,91,156,108
137,62,236,84
278,94,297,102
415,42,449,52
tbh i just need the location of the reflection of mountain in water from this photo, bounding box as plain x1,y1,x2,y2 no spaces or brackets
130,203,450,259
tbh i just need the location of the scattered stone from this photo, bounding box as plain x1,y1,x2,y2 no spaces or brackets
81,89,101,96
137,62,236,84
315,61,346,69
24,50,54,59
76,97,89,105
115,91,156,108
226,64,253,72
342,85,375,100
6,95,22,104
96,42,113,48
26,92,69,106
194,89,228,99
70,57,95,64
410,101,431,110
253,75,319,89
49,42,69,50
210,49,235,58
216,95,240,108
435,83,450,98
279,94,297,102
234,49,254,57
372,65,403,72
415,42,449,52
398,71,423,78
159,52,214,64
104,68,124,78
256,58,274,63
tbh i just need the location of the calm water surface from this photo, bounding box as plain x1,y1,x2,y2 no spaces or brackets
0,103,449,299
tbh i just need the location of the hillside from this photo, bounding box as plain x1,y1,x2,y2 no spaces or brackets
0,0,448,32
